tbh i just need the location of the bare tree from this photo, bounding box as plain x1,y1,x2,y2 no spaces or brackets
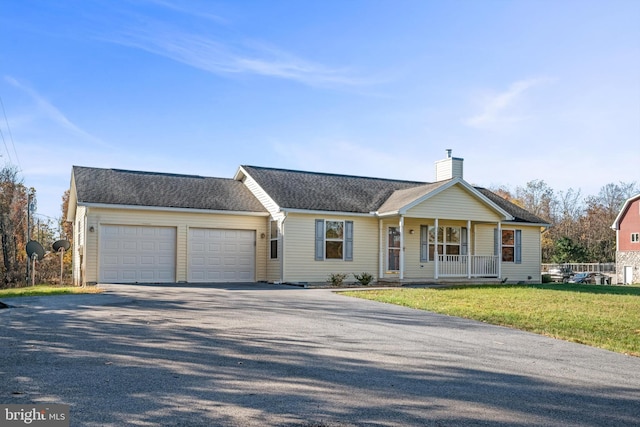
0,165,29,287
515,180,557,223
491,180,638,263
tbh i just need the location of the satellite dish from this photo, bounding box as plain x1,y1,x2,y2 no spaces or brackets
52,240,71,252
26,240,45,261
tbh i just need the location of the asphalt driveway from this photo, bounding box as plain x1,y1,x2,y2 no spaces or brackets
1,283,639,426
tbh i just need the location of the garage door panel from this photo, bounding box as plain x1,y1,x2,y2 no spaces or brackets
122,256,138,265
104,241,120,250
100,225,176,283
123,228,138,236
189,228,255,283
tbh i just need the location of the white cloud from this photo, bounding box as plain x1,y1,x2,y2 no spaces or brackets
4,76,108,147
95,9,371,88
464,78,550,130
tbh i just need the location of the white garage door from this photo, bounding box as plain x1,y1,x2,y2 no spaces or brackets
189,228,255,282
100,225,176,283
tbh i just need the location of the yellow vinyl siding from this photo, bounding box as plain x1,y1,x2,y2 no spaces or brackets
267,212,287,283
475,224,543,282
282,213,379,283
81,207,268,284
72,206,86,286
407,184,502,221
474,224,496,255
501,225,543,282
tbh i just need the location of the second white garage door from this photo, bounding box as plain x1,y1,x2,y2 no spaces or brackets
189,228,255,282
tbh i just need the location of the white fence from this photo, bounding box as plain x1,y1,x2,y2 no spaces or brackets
542,263,615,273
438,255,499,277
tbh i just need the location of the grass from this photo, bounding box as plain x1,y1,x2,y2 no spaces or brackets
341,284,640,357
0,284,102,298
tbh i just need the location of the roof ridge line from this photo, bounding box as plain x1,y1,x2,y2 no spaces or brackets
242,165,431,185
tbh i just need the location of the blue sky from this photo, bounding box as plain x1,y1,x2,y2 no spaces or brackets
1,0,638,221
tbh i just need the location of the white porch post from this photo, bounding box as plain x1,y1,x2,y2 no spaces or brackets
434,218,439,279
467,219,472,279
399,216,405,280
497,221,502,279
379,219,384,279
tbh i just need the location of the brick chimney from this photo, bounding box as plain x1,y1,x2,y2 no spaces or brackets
435,149,463,181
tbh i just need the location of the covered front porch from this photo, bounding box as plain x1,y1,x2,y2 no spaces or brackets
378,216,504,281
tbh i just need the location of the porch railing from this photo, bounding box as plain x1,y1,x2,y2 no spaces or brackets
437,255,499,277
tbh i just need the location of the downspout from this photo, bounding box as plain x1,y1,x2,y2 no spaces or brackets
378,219,384,279
82,210,87,286
467,219,472,279
497,221,502,279
280,213,287,284
399,215,404,281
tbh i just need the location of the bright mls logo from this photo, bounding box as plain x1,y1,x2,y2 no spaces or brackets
1,404,69,426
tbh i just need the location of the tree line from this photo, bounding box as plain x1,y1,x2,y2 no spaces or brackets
491,180,639,264
0,165,70,288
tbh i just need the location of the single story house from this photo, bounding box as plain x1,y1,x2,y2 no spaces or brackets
66,151,550,285
611,193,640,284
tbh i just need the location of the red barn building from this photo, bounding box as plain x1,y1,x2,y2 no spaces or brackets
612,193,640,284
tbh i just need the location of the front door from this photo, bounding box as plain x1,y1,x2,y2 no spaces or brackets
387,227,401,271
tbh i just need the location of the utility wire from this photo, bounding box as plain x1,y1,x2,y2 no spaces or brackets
0,119,13,164
0,94,22,170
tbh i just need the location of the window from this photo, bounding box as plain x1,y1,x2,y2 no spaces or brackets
269,220,278,259
315,219,353,261
325,221,344,259
421,226,463,261
502,230,515,262
632,233,640,243
495,228,522,263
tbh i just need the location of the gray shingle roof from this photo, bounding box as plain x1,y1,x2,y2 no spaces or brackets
72,165,549,225
72,166,267,213
475,187,550,224
240,165,426,213
377,181,452,214
242,165,550,225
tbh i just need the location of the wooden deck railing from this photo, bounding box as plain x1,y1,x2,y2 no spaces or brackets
438,255,499,277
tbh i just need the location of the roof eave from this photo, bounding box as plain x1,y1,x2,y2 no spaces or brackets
502,221,552,228
280,208,376,217
66,169,78,222
78,202,269,216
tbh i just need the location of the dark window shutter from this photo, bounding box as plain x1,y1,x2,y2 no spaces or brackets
315,220,324,261
515,230,522,264
345,221,354,261
420,226,428,262
461,227,468,256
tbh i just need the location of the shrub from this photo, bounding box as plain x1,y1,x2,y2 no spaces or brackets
328,273,349,287
354,272,374,286
542,274,552,283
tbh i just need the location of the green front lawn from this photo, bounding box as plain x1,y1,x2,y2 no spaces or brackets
0,285,102,298
341,284,640,356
